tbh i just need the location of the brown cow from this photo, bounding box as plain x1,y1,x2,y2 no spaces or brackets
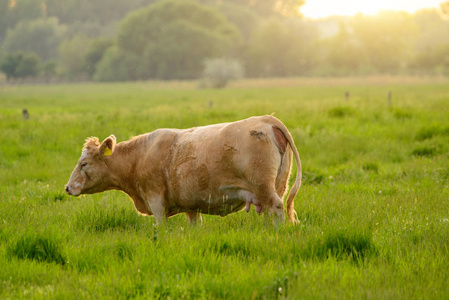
65,115,302,225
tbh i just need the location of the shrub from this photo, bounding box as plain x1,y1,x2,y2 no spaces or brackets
0,52,40,79
202,57,244,88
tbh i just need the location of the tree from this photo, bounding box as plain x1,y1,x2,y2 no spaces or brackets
410,9,449,75
246,18,318,77
140,20,235,79
6,0,44,29
96,0,241,81
213,3,261,40
94,46,142,81
412,9,449,53
45,0,157,25
200,0,305,17
0,52,40,79
3,18,66,62
351,12,417,73
411,44,449,75
441,1,449,18
0,0,9,40
83,38,114,78
324,22,364,75
58,35,91,79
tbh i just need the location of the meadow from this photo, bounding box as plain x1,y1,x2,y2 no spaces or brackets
0,77,448,299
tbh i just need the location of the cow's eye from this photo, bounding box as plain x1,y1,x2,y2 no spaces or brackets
80,162,87,168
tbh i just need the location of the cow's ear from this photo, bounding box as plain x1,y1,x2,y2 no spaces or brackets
99,135,116,157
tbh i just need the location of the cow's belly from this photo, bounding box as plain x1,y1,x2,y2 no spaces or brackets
168,186,251,216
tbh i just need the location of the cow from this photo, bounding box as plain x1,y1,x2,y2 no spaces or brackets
65,115,302,225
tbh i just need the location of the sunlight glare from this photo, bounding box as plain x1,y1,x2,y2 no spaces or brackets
301,0,444,18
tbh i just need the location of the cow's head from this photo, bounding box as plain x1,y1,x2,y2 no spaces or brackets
65,135,116,196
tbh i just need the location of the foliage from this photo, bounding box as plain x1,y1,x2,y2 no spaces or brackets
59,35,114,80
140,20,236,79
99,0,242,81
351,12,418,73
1,78,449,298
202,57,244,88
201,0,305,17
58,35,91,79
213,2,261,40
45,0,157,25
93,46,142,81
3,0,43,30
411,43,449,75
441,1,449,17
323,22,364,75
83,38,114,78
246,18,318,77
3,18,66,62
0,52,40,79
41,60,57,79
1,0,449,80
0,0,9,39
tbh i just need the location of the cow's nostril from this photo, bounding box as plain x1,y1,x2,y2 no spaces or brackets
65,185,70,193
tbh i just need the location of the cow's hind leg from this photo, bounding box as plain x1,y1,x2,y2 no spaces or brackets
255,187,285,224
185,211,202,225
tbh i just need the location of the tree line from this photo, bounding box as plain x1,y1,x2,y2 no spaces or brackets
1,0,448,82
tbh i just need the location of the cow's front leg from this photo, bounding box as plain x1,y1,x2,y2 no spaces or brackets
148,196,166,226
185,211,202,225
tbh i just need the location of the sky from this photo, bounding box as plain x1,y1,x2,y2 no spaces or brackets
301,0,444,19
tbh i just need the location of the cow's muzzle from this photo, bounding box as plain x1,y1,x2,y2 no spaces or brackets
65,185,72,195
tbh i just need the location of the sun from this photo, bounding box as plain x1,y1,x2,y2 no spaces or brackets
301,0,444,19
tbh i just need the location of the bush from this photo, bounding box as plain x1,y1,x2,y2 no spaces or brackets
0,52,41,79
202,57,244,88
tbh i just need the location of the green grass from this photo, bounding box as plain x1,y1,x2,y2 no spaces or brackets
1,77,449,298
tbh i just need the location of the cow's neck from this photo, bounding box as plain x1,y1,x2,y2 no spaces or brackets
106,139,144,199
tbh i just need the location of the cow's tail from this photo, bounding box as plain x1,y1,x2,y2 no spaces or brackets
269,116,302,224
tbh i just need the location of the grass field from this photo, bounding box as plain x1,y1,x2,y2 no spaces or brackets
1,77,448,299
